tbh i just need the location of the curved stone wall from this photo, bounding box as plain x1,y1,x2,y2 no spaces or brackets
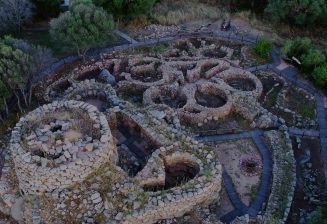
9,100,117,194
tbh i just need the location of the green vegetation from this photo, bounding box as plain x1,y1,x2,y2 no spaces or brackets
152,0,221,25
281,37,327,88
0,36,54,114
31,0,61,19
254,38,272,60
263,86,282,109
312,64,327,87
0,0,34,33
94,0,157,20
299,102,316,120
265,0,327,27
308,204,327,224
50,0,115,60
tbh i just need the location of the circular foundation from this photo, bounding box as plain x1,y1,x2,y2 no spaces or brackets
239,156,262,177
10,100,117,194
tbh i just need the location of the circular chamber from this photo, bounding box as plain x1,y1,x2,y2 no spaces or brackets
10,100,117,194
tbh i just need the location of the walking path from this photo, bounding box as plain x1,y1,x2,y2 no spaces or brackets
2,28,326,223
199,130,272,222
114,30,138,44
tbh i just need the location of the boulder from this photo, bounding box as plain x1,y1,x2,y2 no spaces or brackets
99,69,116,86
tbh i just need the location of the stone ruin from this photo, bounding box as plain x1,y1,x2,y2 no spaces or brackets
0,82,223,223
0,37,290,223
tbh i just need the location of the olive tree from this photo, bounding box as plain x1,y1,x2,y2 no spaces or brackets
50,1,115,60
265,0,327,26
0,0,34,33
0,36,55,113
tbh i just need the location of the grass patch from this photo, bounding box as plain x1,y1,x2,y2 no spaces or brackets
152,0,222,25
122,43,170,55
299,103,316,120
263,86,282,109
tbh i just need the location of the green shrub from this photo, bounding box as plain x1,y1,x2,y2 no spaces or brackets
312,64,327,87
94,0,157,20
254,38,272,59
50,0,115,60
280,37,312,59
308,204,327,224
265,0,327,27
301,49,326,72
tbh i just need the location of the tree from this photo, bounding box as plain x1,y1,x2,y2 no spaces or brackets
2,36,55,104
280,37,312,59
254,38,272,60
0,36,55,113
308,204,327,224
50,0,115,60
301,49,326,72
0,0,34,33
312,64,327,88
265,0,327,26
0,79,11,115
93,0,157,20
31,0,61,19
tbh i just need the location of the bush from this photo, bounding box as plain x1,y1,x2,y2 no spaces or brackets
152,0,221,25
312,64,327,87
31,0,61,19
94,0,157,20
265,0,327,27
254,38,272,59
280,37,312,59
50,0,115,60
301,49,326,72
0,0,34,33
308,204,327,224
0,36,55,112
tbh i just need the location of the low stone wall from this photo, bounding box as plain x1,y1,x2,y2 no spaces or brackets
118,143,222,224
263,129,296,223
9,100,117,194
215,67,263,98
62,79,122,109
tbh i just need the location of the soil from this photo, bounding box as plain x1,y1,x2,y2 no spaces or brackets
154,93,187,109
209,186,235,218
287,137,326,224
212,139,262,206
64,130,82,142
190,113,251,134
131,70,163,83
226,78,256,91
84,97,109,112
195,90,226,108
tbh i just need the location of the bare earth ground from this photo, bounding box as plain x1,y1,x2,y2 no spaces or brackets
213,139,262,206
210,186,235,218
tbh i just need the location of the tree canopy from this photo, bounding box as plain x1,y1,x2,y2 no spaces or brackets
265,0,327,26
50,0,115,59
0,36,55,113
93,0,157,19
0,0,34,33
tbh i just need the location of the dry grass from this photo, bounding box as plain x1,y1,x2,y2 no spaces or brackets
152,0,222,25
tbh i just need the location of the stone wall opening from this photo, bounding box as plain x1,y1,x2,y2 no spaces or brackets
75,68,101,82
226,78,256,91
153,90,187,109
195,87,227,108
50,79,72,98
83,95,110,112
115,113,160,177
130,62,163,83
142,155,200,191
164,158,200,189
202,48,227,58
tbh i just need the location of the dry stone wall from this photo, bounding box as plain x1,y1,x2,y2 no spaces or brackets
9,100,117,194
